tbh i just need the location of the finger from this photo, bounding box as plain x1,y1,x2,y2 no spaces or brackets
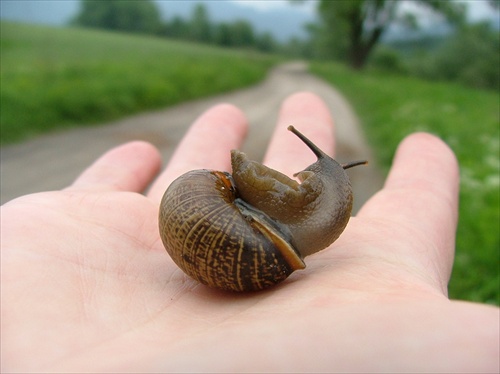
358,133,460,290
263,91,335,177
68,141,161,193
148,103,248,203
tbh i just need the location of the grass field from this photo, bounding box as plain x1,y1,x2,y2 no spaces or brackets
0,22,278,144
312,62,499,305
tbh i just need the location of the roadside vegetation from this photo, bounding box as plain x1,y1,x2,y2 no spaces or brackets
0,22,278,144
369,22,499,91
312,62,499,305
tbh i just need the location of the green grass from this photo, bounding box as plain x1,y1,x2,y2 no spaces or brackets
312,62,499,305
0,22,278,144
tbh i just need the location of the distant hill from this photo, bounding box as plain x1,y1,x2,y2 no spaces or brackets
0,0,316,42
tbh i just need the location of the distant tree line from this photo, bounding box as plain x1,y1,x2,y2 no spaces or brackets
72,0,281,53
71,0,162,34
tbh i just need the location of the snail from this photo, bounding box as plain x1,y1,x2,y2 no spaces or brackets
159,126,366,292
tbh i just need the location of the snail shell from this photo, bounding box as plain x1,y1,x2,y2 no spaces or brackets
159,126,366,292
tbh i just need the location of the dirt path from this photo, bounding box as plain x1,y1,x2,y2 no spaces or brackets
0,62,383,211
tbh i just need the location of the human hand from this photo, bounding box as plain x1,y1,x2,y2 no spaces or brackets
1,92,498,373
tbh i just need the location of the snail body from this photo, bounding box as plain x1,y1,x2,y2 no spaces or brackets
159,126,366,292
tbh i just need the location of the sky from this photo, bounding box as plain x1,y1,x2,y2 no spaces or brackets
233,0,317,14
233,0,498,22
461,0,499,21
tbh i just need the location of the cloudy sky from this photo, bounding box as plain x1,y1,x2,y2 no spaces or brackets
233,0,317,13
233,0,498,22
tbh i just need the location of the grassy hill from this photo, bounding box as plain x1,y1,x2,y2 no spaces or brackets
312,62,499,305
0,22,278,144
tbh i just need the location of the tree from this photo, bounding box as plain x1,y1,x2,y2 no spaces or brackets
72,0,162,35
160,16,190,39
228,20,255,47
411,22,500,90
214,23,233,47
213,20,257,49
255,32,277,53
189,4,212,43
315,0,465,69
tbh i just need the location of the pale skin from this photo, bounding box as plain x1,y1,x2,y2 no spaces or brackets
1,92,498,373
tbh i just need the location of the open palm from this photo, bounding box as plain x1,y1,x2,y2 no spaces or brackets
2,92,498,373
